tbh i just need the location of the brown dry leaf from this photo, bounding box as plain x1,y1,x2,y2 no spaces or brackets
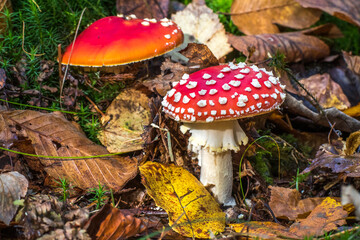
172,2,233,59
0,110,138,190
85,204,158,239
299,73,351,110
228,30,330,63
345,130,360,156
289,198,348,237
231,198,347,239
116,0,169,19
295,0,360,27
139,161,225,239
302,141,360,177
98,88,150,153
343,51,360,75
0,171,28,225
269,186,334,221
230,0,322,35
230,221,300,239
143,43,219,96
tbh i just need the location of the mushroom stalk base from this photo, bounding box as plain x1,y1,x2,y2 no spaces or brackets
199,149,236,206
180,120,248,206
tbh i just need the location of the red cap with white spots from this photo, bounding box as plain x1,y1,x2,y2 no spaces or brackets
162,62,286,123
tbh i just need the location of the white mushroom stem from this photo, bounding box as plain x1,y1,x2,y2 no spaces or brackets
180,120,248,206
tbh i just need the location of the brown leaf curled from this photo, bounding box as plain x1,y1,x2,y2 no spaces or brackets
228,31,329,63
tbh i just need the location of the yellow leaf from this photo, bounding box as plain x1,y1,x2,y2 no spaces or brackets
139,162,225,239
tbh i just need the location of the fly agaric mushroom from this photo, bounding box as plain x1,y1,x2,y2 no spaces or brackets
61,16,183,67
161,62,286,206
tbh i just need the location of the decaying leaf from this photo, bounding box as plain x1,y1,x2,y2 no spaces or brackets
116,0,169,19
289,198,348,237
0,171,28,225
269,186,335,221
295,0,360,27
139,161,225,239
98,88,150,153
143,43,219,96
343,51,360,75
231,198,347,239
299,73,351,110
230,221,299,239
85,204,158,239
341,185,360,220
172,2,232,59
0,110,138,190
228,30,330,63
230,0,322,35
345,130,360,156
302,138,360,177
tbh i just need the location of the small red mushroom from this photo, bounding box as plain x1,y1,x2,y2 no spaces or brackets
61,16,184,67
162,62,286,206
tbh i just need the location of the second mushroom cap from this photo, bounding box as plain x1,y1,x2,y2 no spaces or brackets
162,62,286,123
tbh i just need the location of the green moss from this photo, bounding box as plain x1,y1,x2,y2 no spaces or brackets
249,131,312,183
316,13,360,55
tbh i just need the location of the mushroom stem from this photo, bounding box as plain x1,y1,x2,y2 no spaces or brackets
199,149,235,206
180,120,248,206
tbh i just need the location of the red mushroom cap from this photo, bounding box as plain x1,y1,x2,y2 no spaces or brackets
61,16,183,67
162,62,286,123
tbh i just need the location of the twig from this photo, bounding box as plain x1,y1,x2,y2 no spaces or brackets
84,95,105,118
22,21,45,57
151,123,174,162
60,8,86,101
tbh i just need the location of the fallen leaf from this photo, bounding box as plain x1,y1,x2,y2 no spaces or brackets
0,110,138,190
172,2,233,59
116,0,169,19
341,185,360,220
230,0,322,35
295,0,360,27
143,43,219,96
0,171,28,225
269,186,335,220
299,73,351,110
231,198,348,239
289,198,348,237
343,103,360,118
230,221,300,239
98,88,150,153
228,30,330,63
85,204,158,239
345,130,360,156
343,51,360,75
302,139,360,178
180,43,219,68
139,161,225,239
